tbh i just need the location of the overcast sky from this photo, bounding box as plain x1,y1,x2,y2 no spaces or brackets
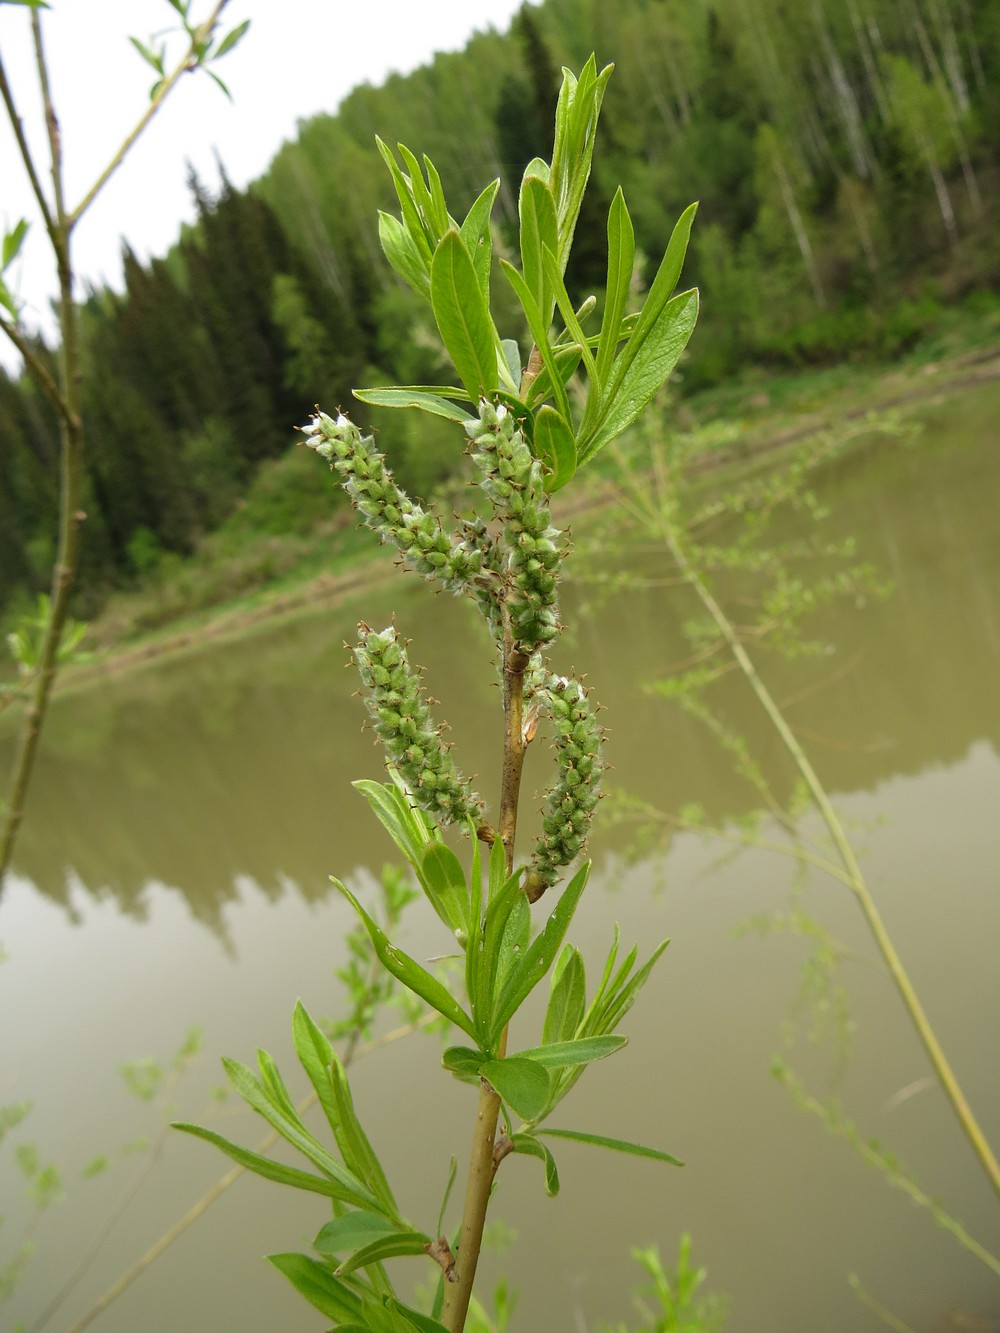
0,0,528,370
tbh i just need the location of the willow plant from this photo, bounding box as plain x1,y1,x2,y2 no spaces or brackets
0,0,248,892
176,60,699,1331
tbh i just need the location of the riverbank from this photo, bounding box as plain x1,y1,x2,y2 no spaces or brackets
47,322,1000,694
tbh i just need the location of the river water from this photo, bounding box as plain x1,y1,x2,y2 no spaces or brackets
2,382,999,1332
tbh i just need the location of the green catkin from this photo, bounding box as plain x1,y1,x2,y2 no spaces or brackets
354,623,483,825
301,412,489,599
465,399,562,652
527,672,605,896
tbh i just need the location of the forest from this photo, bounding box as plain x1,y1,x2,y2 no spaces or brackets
1,0,997,631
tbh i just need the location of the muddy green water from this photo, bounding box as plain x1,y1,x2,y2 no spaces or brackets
2,383,999,1332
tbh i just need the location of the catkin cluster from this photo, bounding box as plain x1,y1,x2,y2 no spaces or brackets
526,673,604,898
301,412,483,596
464,400,561,652
353,624,483,824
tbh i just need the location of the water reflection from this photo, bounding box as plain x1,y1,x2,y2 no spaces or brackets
3,388,997,939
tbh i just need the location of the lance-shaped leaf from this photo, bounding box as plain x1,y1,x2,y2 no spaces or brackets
543,944,586,1045
420,842,469,938
268,1252,365,1322
533,405,577,494
536,1126,683,1166
353,386,475,423
220,1056,378,1209
549,58,614,267
500,258,571,425
461,178,500,305
292,1002,398,1217
336,1228,433,1278
172,1122,361,1202
519,172,559,330
480,1056,551,1121
578,289,699,464
2,219,29,272
213,18,250,60
515,1034,627,1068
489,861,590,1042
378,211,430,298
353,778,433,880
473,871,524,1043
336,879,478,1042
595,187,635,386
511,1132,560,1195
315,1209,402,1256
397,144,448,240
377,138,434,269
430,230,498,401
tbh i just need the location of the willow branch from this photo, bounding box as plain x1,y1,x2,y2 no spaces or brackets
69,0,231,228
0,314,71,425
0,49,56,242
442,615,530,1332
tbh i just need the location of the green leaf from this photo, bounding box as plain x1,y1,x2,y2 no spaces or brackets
442,1046,485,1081
501,339,521,387
336,880,479,1042
519,174,559,330
268,1252,363,1322
537,1127,684,1166
495,892,530,1000
377,138,434,267
212,18,249,59
475,871,524,1042
173,1122,356,1201
128,35,162,70
430,230,498,400
352,386,474,424
579,289,699,464
0,274,18,318
490,861,590,1041
421,154,451,238
397,144,445,240
460,178,500,304
543,945,586,1046
378,211,430,298
336,1228,431,1277
314,1210,400,1256
595,187,635,386
524,343,583,410
510,1133,560,1195
532,405,577,494
220,1057,378,1208
204,67,232,100
352,778,432,878
480,1056,551,1121
549,58,614,267
516,1035,627,1068
420,843,469,936
500,259,571,425
590,938,670,1037
291,1003,398,1216
542,244,601,398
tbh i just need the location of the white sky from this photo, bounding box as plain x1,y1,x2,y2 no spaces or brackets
0,0,528,371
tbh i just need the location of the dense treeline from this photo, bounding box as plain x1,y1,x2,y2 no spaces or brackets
2,0,997,627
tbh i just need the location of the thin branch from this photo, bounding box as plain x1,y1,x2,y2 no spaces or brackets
0,314,71,426
69,0,232,228
0,49,56,242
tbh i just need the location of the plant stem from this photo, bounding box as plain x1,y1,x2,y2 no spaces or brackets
442,620,530,1332
663,517,1000,1203
70,0,232,227
0,14,84,893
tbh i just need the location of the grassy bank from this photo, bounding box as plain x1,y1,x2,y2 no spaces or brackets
37,314,1000,690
